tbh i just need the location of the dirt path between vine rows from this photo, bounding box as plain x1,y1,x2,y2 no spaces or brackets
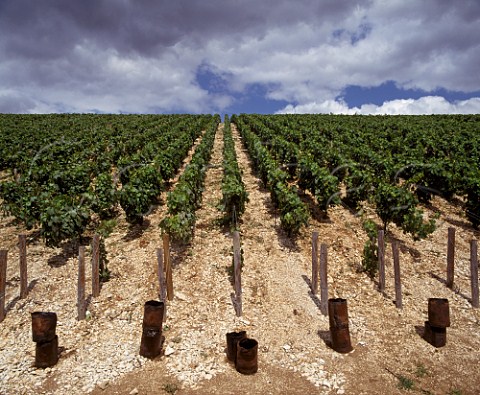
93,123,330,394
0,128,209,395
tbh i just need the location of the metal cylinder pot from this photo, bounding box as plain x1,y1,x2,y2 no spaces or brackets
139,327,163,359
226,331,247,363
235,338,258,375
31,312,57,343
424,321,447,348
428,298,450,328
328,298,353,353
142,300,165,329
35,335,59,368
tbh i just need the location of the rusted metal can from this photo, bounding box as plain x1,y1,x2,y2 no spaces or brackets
428,298,450,328
35,335,59,368
330,327,353,353
236,338,258,375
424,321,446,348
328,298,353,353
139,327,163,359
328,298,349,329
31,312,57,343
226,330,246,362
139,300,165,359
142,300,165,329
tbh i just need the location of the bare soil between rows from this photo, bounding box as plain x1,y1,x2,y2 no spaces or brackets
1,123,479,395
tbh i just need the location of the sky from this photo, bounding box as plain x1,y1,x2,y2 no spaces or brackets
0,0,479,115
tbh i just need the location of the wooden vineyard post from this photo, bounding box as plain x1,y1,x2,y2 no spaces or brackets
320,243,328,316
92,234,100,298
233,231,242,317
446,227,455,289
311,232,319,294
0,250,7,323
378,230,385,292
19,234,28,299
163,234,174,301
156,248,167,322
392,241,402,309
77,246,86,320
471,240,479,308
156,248,167,302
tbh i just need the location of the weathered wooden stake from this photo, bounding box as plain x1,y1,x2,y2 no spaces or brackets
320,243,328,316
163,234,173,301
392,241,402,309
471,239,479,308
156,248,167,302
92,235,100,298
156,248,167,322
233,231,242,317
446,227,455,289
0,250,7,323
311,232,319,295
19,234,28,299
77,246,86,320
378,230,385,292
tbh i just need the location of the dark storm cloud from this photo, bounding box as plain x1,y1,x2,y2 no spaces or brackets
0,0,182,58
0,91,36,113
0,0,364,59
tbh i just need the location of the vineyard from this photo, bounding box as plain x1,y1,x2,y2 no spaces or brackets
0,114,479,395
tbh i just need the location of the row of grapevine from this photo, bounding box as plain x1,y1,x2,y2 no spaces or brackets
160,115,220,242
231,115,308,235
238,115,341,212
117,116,208,224
237,114,480,241
0,114,216,246
219,116,248,227
1,113,478,248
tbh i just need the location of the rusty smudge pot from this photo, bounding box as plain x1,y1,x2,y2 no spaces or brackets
139,300,165,359
328,298,353,354
226,330,247,363
35,335,59,368
424,321,446,348
235,338,258,375
142,300,165,328
31,312,59,368
31,312,57,343
424,298,450,348
428,298,450,328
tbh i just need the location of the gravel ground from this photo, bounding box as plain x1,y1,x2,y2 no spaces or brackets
1,123,479,395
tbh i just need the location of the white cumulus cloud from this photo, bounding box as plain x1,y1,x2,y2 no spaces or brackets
278,96,480,115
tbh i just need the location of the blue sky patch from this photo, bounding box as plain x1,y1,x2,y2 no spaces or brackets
196,65,289,114
225,83,290,114
196,63,231,95
340,81,480,108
